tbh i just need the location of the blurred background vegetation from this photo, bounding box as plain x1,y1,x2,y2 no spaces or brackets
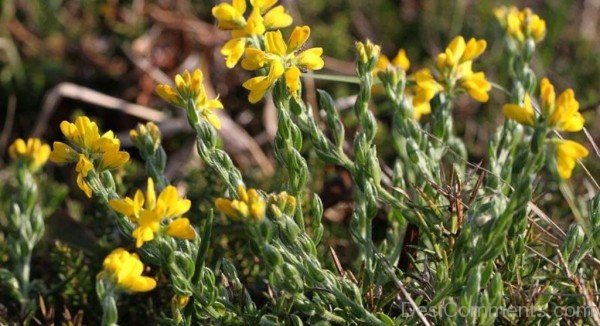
1,0,599,323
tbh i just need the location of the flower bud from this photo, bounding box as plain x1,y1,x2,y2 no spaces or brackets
490,273,503,298
406,139,420,163
130,122,162,152
295,299,316,315
356,40,381,73
268,191,297,217
282,263,304,293
283,217,300,242
523,38,536,62
523,68,537,94
305,261,325,283
562,224,584,258
259,314,280,326
263,244,283,267
591,193,600,228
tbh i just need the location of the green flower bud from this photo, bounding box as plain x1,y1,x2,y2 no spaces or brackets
259,314,281,326
305,261,325,283
490,273,503,298
562,224,584,258
406,139,420,163
282,263,304,293
356,40,381,73
523,38,536,63
523,68,537,94
295,299,316,316
284,217,300,242
510,82,525,103
263,244,283,267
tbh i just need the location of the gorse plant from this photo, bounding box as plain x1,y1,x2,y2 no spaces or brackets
1,2,600,325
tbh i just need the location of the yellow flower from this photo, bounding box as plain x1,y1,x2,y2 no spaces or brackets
409,68,443,120
212,0,293,68
495,6,546,43
241,26,324,103
436,37,486,71
555,140,589,179
460,70,492,102
109,178,154,222
502,93,535,126
503,78,584,132
376,49,410,72
156,69,223,129
215,185,266,221
49,116,129,198
75,155,94,198
101,248,156,293
49,116,129,166
166,218,196,240
8,138,50,172
109,178,194,247
539,78,585,132
434,36,491,103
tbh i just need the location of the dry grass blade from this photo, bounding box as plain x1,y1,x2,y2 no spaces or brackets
32,82,168,137
0,94,16,162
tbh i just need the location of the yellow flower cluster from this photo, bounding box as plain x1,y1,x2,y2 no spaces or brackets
156,69,224,130
495,6,546,44
376,49,410,73
268,191,297,217
502,78,588,179
49,116,129,198
109,178,196,247
241,26,324,103
212,0,293,68
411,36,491,115
101,248,156,293
215,185,266,221
212,0,323,103
130,122,161,151
8,138,50,172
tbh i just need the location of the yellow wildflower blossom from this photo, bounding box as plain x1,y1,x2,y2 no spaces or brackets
49,116,129,198
502,93,535,126
555,140,589,179
50,116,129,167
435,36,491,102
75,155,94,198
156,69,223,129
376,49,410,72
215,185,266,221
506,78,585,131
8,138,50,172
109,178,195,247
241,26,324,103
407,36,490,112
166,218,196,240
539,78,584,132
409,69,443,120
101,248,156,293
495,6,546,43
212,0,293,68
